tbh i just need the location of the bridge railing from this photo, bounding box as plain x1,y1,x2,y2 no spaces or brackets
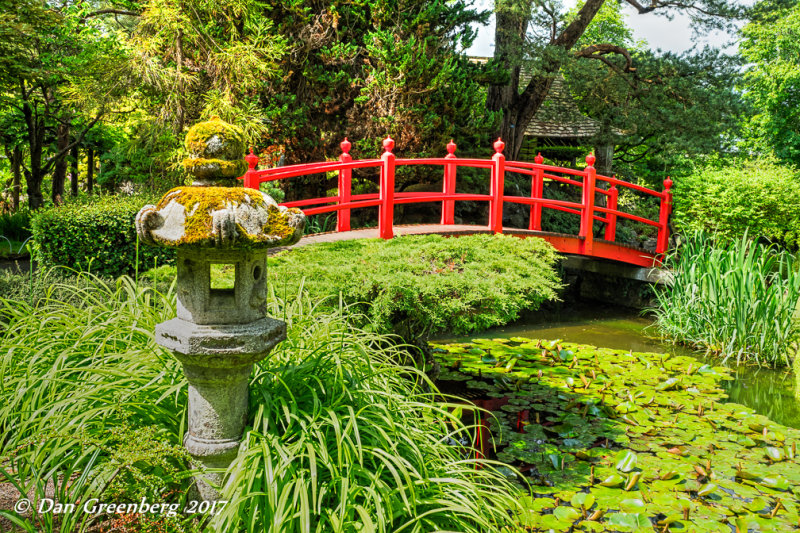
241,136,673,256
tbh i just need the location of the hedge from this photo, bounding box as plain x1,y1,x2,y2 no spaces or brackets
31,194,175,278
672,160,800,249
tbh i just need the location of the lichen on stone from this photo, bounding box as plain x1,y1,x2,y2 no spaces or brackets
139,186,303,248
184,116,246,160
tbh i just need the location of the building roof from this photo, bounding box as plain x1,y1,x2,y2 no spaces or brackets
468,57,602,140
524,77,601,139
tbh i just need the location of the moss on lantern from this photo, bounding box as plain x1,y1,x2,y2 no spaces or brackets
149,187,301,248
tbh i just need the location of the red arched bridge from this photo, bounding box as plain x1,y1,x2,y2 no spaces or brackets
241,137,673,268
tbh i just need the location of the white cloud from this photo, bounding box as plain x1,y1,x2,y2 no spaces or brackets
466,1,742,57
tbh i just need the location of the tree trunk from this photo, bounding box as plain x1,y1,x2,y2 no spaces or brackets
21,100,45,210
70,144,79,196
595,144,614,175
52,122,70,205
489,0,607,161
87,147,94,194
11,146,21,211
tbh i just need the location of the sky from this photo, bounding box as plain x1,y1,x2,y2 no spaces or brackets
466,0,742,57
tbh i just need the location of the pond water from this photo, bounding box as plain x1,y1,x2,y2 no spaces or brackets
440,305,800,429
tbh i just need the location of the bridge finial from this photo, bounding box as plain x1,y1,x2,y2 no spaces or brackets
245,147,259,171
663,176,673,191
493,138,505,154
340,137,351,155
446,139,457,155
534,152,544,164
585,153,596,168
383,136,395,153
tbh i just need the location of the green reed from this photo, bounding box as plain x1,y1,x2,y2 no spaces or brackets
0,271,520,532
652,232,800,367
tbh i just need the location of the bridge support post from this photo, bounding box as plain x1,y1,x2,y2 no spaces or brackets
529,152,544,231
244,148,259,190
441,140,457,225
490,139,505,234
604,183,618,242
337,139,352,232
656,177,673,254
579,154,597,254
379,137,396,239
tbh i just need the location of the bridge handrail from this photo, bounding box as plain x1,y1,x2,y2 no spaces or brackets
240,136,673,259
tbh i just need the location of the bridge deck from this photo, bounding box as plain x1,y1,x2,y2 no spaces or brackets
270,224,661,268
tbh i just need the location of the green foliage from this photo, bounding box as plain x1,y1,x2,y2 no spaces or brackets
740,0,800,162
30,194,175,278
652,233,800,367
434,336,800,531
0,207,32,241
0,274,521,532
672,160,800,249
267,234,562,339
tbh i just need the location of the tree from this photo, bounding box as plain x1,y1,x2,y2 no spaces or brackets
556,2,744,180
0,0,129,208
739,0,800,162
488,0,748,161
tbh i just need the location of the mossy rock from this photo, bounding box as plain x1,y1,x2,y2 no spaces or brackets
184,116,246,161
136,186,305,249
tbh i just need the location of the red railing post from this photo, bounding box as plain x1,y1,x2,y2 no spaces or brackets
379,136,395,239
604,182,618,242
529,152,544,231
579,153,597,254
244,147,259,190
337,138,352,232
490,138,505,234
656,177,673,254
441,140,457,225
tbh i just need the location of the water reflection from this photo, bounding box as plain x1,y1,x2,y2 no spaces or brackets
438,305,800,429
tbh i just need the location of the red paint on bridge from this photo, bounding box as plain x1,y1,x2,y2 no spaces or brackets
241,137,672,268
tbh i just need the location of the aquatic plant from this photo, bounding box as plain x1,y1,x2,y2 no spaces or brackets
0,274,519,532
652,232,800,367
433,336,800,532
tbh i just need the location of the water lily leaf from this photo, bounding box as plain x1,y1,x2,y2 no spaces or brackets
697,483,717,497
761,475,790,491
615,449,638,473
599,474,626,488
480,354,497,364
607,512,651,529
571,492,595,509
553,506,581,522
737,435,757,448
619,498,646,513
745,497,768,513
657,377,680,391
765,447,785,462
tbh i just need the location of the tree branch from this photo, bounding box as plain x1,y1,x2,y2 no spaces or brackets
42,113,103,174
574,44,636,72
81,8,140,20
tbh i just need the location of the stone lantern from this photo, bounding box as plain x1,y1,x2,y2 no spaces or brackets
135,117,305,501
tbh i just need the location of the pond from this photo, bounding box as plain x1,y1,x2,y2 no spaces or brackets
440,304,800,430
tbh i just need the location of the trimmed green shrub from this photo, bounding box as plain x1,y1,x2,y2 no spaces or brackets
31,194,174,278
267,234,562,339
652,232,800,367
672,160,800,249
